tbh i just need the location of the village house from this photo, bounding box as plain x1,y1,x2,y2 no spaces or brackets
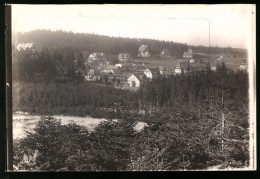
85,69,101,81
190,58,195,63
16,43,38,53
88,52,106,61
118,53,131,63
127,73,142,88
144,67,160,79
16,43,38,59
175,65,182,74
190,61,211,72
101,65,119,75
239,60,248,70
180,62,191,73
183,48,193,58
158,66,165,75
115,64,122,68
138,45,151,58
211,64,217,71
160,49,171,58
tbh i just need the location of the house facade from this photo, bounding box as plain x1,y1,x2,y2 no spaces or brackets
101,65,119,75
158,66,165,75
239,60,248,70
144,67,160,79
88,52,106,61
138,45,151,58
183,48,193,58
127,73,141,88
16,43,38,53
118,53,131,62
160,49,171,58
175,65,182,74
85,69,101,81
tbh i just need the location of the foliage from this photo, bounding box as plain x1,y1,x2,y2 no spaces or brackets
13,63,249,171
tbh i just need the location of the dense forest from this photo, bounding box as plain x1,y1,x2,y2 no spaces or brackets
13,65,249,170
14,30,247,58
14,30,189,57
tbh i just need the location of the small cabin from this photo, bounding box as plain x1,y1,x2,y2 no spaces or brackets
144,67,160,79
127,73,141,88
175,65,182,74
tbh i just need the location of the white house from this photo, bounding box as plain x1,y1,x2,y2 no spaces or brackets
175,65,182,74
88,52,106,61
158,66,165,75
85,69,99,81
127,73,141,88
183,48,193,58
101,65,119,74
138,45,151,58
118,53,131,62
160,49,171,58
239,62,247,70
16,43,38,53
115,64,122,68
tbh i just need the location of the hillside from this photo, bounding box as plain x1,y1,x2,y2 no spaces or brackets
14,30,188,58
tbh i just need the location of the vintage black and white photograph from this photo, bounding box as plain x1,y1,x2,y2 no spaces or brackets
9,4,256,171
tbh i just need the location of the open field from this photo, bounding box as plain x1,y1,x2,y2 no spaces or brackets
133,57,182,69
133,55,246,71
218,57,245,70
13,113,107,139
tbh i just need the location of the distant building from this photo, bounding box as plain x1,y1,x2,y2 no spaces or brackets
118,53,131,62
115,64,122,68
158,66,165,75
211,65,217,71
183,48,193,58
175,65,182,74
87,53,107,70
211,62,219,71
190,58,195,63
144,67,160,79
88,52,106,61
138,45,151,58
239,60,248,70
127,73,141,88
180,62,191,73
101,65,119,75
16,43,38,53
85,69,101,81
160,49,171,58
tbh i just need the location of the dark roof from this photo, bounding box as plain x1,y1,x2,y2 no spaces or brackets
147,67,160,76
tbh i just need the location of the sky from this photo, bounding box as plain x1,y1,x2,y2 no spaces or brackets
12,4,255,49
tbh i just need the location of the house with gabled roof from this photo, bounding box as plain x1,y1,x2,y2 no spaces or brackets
144,67,160,79
16,43,38,53
183,48,193,58
239,59,248,70
118,53,131,63
88,52,106,61
138,45,151,58
160,49,171,58
127,73,141,88
175,65,182,74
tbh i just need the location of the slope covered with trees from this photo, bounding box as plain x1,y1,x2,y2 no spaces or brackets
13,65,249,171
15,30,189,57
